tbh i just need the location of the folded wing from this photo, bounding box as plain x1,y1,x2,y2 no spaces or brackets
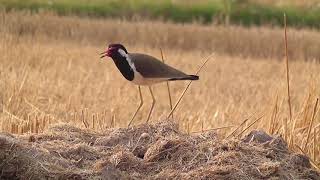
129,53,190,79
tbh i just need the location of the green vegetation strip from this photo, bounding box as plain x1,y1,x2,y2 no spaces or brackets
0,0,319,28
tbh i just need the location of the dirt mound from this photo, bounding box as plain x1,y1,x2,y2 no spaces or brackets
0,122,319,179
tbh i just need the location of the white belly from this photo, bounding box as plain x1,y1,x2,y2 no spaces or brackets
131,71,168,86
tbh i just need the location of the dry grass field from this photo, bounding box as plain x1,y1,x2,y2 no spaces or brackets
0,11,319,175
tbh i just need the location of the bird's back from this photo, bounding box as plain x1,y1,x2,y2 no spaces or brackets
129,53,188,79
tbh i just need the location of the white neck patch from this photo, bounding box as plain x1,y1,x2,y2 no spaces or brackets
118,49,136,70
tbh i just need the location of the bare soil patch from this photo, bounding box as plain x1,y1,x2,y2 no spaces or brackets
0,122,319,179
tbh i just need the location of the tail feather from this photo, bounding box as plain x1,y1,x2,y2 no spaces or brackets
168,75,199,81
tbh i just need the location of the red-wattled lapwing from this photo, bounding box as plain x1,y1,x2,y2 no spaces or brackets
100,44,199,127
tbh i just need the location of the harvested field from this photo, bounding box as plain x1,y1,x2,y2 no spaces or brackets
0,11,320,177
1,122,319,179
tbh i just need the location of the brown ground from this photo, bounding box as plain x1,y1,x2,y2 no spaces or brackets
0,122,318,180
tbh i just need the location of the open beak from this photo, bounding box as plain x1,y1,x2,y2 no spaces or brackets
100,47,116,59
100,51,109,58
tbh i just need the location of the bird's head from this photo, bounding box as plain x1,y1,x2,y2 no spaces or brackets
100,43,128,59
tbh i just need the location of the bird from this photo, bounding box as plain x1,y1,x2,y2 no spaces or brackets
100,43,199,127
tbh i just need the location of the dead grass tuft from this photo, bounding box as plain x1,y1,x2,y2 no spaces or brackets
1,123,319,179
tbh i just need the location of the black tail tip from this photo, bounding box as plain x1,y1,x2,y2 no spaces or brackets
168,75,199,81
188,75,199,80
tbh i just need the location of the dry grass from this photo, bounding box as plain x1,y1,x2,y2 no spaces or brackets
0,11,319,168
1,11,320,60
1,122,319,179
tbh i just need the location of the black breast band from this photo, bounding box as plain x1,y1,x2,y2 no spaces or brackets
112,56,134,81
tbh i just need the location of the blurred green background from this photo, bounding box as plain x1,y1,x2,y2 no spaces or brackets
0,0,320,28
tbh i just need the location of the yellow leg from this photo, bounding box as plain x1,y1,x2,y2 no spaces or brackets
146,86,156,123
128,86,143,127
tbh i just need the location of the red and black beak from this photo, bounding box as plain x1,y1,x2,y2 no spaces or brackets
100,47,117,59
100,50,109,58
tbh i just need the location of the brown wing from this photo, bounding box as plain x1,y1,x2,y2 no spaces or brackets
129,53,188,79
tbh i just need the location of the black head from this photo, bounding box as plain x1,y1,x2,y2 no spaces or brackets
100,43,128,59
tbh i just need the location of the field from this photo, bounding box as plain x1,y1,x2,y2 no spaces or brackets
0,11,320,178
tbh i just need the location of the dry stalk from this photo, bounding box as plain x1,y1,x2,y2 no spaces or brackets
97,113,103,131
112,113,116,128
288,117,296,148
237,115,264,137
160,48,174,120
92,114,95,130
166,53,214,119
313,127,317,162
17,124,21,134
0,93,3,114
226,118,249,139
201,117,204,133
226,112,257,139
81,109,89,128
102,110,107,129
42,115,47,131
269,94,278,134
3,108,26,123
303,98,319,151
295,144,320,171
7,69,28,107
289,93,311,148
34,115,38,133
73,110,77,123
24,98,44,115
283,13,292,141
10,124,14,134
302,93,312,122
27,114,31,132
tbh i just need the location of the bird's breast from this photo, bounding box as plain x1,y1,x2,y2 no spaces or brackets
113,58,134,81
